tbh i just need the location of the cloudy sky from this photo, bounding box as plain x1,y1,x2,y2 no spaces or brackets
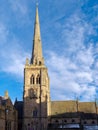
0,0,98,102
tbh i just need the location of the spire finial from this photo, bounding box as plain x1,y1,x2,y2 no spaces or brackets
36,0,39,6
36,2,38,7
4,90,9,99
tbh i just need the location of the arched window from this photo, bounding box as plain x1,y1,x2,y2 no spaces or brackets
30,75,34,84
36,74,40,84
33,107,37,117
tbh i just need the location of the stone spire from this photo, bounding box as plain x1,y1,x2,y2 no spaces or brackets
31,5,44,65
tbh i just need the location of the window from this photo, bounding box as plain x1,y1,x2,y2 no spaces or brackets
30,75,34,84
36,74,40,84
33,108,37,117
84,121,87,124
55,120,59,123
92,121,95,124
64,120,67,123
72,119,75,123
39,61,42,65
5,121,11,130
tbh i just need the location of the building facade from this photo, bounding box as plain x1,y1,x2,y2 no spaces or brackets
0,91,18,130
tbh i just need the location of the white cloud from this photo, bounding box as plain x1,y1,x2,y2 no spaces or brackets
45,12,97,101
46,49,96,101
0,22,30,78
1,51,29,77
0,44,30,78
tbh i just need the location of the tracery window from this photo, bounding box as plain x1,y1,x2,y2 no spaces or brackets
36,74,41,84
30,75,35,84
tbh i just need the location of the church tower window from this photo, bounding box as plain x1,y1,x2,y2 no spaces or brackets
39,61,42,65
30,75,35,84
36,74,40,84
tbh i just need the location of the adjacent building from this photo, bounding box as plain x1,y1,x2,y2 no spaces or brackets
0,91,18,130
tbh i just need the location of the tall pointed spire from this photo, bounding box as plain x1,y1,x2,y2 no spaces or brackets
31,5,44,65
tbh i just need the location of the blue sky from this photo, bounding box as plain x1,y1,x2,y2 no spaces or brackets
0,0,98,102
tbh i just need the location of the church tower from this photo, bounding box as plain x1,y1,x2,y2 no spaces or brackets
23,6,50,130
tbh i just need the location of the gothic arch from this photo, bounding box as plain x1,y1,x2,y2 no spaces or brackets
36,74,41,84
30,74,35,84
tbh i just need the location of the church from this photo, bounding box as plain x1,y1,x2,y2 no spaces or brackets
1,5,98,130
